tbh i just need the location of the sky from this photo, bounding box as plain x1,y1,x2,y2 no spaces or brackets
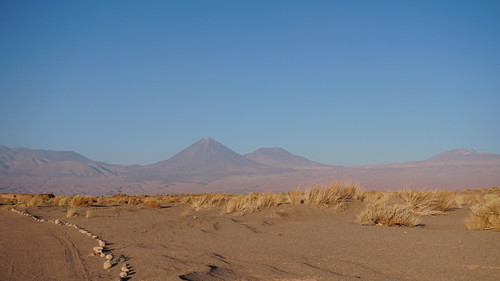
1,0,499,166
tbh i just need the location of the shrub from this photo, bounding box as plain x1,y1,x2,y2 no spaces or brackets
357,202,421,227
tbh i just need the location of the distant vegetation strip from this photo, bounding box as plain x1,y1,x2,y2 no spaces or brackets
1,184,499,231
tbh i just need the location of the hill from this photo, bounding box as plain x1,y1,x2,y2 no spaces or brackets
0,140,499,194
0,146,117,178
426,148,500,163
244,147,326,168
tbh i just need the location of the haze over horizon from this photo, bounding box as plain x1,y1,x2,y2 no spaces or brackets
1,1,499,166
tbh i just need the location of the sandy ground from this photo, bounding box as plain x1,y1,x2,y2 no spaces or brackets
1,203,499,281
0,211,114,281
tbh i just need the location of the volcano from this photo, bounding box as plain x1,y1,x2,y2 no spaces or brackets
153,137,262,172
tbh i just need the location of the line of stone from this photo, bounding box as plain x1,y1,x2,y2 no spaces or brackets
9,207,133,281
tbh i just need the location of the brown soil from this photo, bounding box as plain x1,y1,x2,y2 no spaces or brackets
1,203,499,281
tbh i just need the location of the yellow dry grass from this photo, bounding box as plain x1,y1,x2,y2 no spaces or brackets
190,193,232,210
52,196,70,206
223,193,289,215
356,202,421,227
69,195,94,207
26,196,44,207
85,208,93,219
399,190,459,216
142,197,162,209
303,182,361,210
66,207,80,218
465,194,500,231
218,182,361,215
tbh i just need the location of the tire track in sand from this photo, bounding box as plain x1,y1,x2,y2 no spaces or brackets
48,229,89,280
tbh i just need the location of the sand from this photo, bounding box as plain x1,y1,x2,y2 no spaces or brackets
1,202,499,281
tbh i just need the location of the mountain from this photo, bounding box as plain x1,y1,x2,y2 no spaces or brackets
426,148,500,163
0,146,117,177
244,147,326,168
154,137,261,172
126,138,286,182
1,141,499,194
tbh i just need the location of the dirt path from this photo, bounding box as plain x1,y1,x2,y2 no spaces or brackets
0,211,110,281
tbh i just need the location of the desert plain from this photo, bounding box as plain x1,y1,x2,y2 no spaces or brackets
1,185,499,281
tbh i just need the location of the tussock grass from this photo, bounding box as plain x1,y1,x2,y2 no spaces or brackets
95,194,141,205
52,196,70,206
362,191,393,203
222,192,291,215
26,196,44,207
190,193,232,210
220,182,361,215
304,182,361,210
142,197,162,209
1,204,13,211
356,202,421,227
284,190,305,204
465,194,500,231
399,190,459,216
180,208,192,217
66,207,80,218
0,197,15,206
69,195,94,207
85,208,93,219
455,194,481,206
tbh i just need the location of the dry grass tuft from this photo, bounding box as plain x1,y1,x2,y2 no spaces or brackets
400,190,459,216
0,197,15,206
284,190,305,204
190,193,231,210
303,182,361,211
142,197,162,208
26,196,44,207
455,193,481,206
465,195,500,231
180,208,192,217
362,191,393,203
66,207,80,218
223,193,287,215
1,204,12,211
85,208,93,219
69,195,95,207
357,202,421,227
52,196,70,206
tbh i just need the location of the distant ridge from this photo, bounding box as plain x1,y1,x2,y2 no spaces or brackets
1,141,499,194
426,148,500,163
0,146,117,177
0,146,93,164
244,147,326,168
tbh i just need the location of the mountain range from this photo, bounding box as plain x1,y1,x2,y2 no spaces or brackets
1,138,499,195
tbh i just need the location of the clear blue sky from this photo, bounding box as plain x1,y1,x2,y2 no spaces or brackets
1,0,499,166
